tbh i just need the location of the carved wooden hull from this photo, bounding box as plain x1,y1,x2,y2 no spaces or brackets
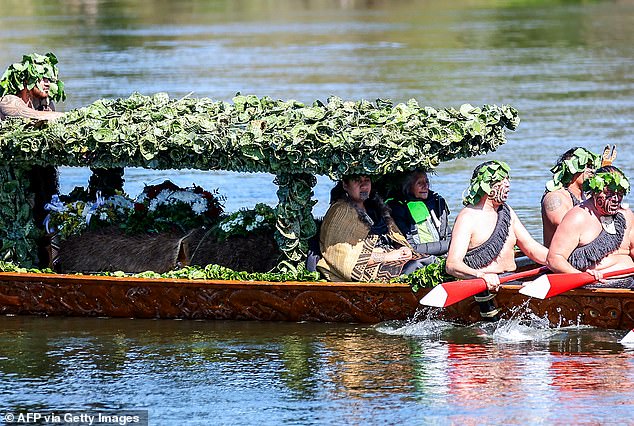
0,272,633,329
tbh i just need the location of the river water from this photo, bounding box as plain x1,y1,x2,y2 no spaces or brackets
1,0,634,424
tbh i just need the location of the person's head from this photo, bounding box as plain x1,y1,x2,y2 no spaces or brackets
546,147,599,192
330,174,372,205
583,165,630,215
0,52,66,102
463,160,510,206
402,170,430,200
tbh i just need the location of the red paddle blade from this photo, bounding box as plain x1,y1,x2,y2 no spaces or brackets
620,329,634,344
519,272,595,299
519,266,634,299
420,279,487,308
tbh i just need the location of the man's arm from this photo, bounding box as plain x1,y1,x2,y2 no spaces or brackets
445,209,500,289
626,209,634,260
541,191,572,246
546,209,585,273
0,95,64,120
542,191,570,226
511,207,548,265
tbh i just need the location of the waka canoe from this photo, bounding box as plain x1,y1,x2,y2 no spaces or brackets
0,271,632,329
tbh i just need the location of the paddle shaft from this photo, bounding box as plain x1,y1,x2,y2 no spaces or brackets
499,265,550,284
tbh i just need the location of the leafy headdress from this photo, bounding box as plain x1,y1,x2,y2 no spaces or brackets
463,160,510,206
545,147,600,192
583,165,630,195
0,52,66,102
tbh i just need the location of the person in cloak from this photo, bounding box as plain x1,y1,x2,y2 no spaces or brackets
317,174,429,282
387,169,451,263
445,161,548,320
541,147,600,247
547,165,634,288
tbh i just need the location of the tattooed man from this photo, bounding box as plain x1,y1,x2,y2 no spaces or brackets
547,166,634,288
0,52,65,121
0,53,65,267
541,147,600,247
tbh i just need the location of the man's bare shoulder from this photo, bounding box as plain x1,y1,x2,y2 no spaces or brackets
620,206,634,222
506,204,521,221
541,190,572,212
561,204,591,225
0,94,24,110
455,205,481,220
453,206,486,233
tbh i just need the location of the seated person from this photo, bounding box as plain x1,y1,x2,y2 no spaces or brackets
445,161,548,319
541,147,599,247
387,170,451,261
547,165,634,288
317,174,428,282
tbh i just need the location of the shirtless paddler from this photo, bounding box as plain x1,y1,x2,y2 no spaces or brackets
445,161,548,319
547,164,634,288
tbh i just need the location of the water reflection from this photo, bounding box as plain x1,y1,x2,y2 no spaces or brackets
2,316,634,422
323,329,417,398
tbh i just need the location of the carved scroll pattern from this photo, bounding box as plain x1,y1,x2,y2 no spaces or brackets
1,277,633,329
0,278,419,323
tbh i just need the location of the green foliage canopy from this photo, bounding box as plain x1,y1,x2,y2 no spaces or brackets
0,92,519,177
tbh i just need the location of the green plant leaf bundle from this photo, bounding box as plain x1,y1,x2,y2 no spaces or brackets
0,93,518,178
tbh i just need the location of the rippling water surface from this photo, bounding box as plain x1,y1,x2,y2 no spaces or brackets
1,316,634,424
1,0,634,424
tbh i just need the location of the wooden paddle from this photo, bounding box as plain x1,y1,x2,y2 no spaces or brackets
519,266,634,299
620,329,634,344
419,266,549,308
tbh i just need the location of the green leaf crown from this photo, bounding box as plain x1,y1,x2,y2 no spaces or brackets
463,160,510,206
0,52,66,102
546,147,600,192
583,166,630,195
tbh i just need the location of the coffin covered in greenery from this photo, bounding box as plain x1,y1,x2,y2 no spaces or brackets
0,92,519,270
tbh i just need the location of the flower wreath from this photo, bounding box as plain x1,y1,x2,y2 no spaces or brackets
0,52,66,102
462,160,510,206
583,168,631,195
545,147,600,192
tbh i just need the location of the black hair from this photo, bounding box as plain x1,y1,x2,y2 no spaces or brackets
329,175,372,205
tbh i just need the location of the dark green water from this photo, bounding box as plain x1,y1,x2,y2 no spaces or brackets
1,0,634,424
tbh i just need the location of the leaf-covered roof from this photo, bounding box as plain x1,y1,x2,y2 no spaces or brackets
0,92,519,178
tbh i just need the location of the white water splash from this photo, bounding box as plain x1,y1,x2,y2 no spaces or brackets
480,301,562,342
374,307,454,337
